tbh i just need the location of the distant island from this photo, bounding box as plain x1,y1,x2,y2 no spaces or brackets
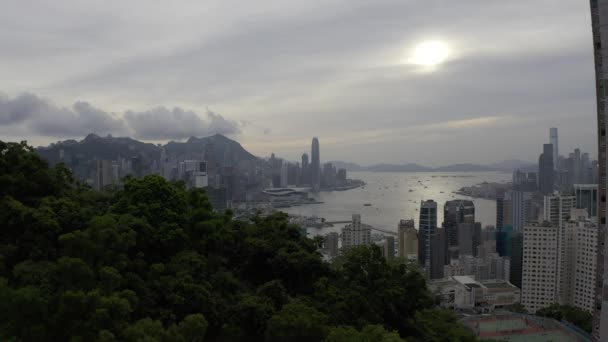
329,159,536,173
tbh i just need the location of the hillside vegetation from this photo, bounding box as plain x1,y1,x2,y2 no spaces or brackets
0,140,481,342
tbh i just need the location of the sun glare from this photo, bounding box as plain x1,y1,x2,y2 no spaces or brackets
409,41,450,67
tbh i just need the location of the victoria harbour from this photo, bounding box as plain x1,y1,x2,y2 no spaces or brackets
283,171,511,236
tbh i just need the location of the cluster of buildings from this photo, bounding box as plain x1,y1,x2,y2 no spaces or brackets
66,135,361,213
267,137,354,191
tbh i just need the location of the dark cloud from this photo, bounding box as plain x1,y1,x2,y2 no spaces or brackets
0,93,240,140
0,93,45,124
0,93,128,136
124,107,240,140
30,100,129,137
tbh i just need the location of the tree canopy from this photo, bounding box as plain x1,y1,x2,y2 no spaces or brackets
536,304,593,333
0,140,482,341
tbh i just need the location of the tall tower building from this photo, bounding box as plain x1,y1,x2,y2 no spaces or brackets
590,2,608,338
310,137,320,191
539,144,554,194
550,128,559,171
418,200,438,275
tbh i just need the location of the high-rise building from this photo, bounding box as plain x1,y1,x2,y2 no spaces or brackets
543,194,576,227
300,153,309,185
590,3,608,337
418,200,438,273
509,232,524,289
557,210,599,312
572,219,599,312
310,137,320,191
522,213,598,315
341,214,371,250
324,232,339,257
521,223,559,313
95,159,113,190
383,236,396,259
539,144,554,194
458,223,476,257
280,162,288,187
496,189,506,231
550,128,559,171
513,170,538,191
575,184,599,218
429,228,447,280
444,200,475,259
510,191,531,232
398,219,418,261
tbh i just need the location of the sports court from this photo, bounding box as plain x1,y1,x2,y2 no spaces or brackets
461,313,591,342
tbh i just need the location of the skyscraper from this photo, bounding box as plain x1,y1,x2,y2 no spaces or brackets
418,200,438,275
429,228,447,280
590,2,608,338
550,127,559,171
444,200,475,259
311,137,320,191
539,144,554,195
300,153,309,185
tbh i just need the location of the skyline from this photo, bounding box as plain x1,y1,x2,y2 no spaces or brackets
0,0,598,165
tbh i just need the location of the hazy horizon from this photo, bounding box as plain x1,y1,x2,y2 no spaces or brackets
0,0,598,165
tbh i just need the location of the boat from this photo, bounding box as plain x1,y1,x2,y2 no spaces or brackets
424,186,428,189
363,203,372,207
409,189,413,192
440,191,444,193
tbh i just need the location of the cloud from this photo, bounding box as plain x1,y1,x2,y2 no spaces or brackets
0,92,128,136
124,107,240,140
0,93,45,124
0,92,240,140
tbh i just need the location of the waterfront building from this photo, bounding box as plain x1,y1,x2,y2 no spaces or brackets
397,219,418,261
341,214,371,250
418,200,438,272
310,138,320,191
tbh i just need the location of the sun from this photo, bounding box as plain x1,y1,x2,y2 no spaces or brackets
409,41,450,67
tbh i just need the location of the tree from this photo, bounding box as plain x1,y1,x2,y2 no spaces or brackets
324,325,404,342
266,299,328,342
410,309,479,342
536,304,593,333
0,140,488,341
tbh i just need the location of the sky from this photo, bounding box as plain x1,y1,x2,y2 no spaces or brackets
0,0,598,166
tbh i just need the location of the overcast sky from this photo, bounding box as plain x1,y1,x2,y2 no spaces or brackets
0,0,598,165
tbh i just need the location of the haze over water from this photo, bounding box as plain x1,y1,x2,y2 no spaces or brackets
283,171,511,235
